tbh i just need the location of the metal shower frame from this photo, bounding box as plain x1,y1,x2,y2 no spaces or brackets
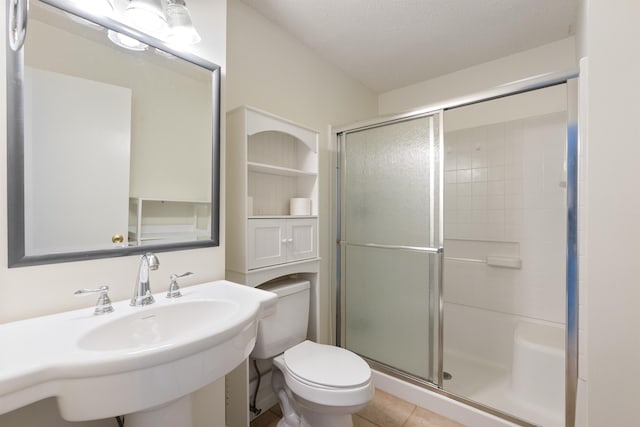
333,69,579,427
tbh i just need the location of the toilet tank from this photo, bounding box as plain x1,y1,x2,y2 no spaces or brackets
251,278,310,359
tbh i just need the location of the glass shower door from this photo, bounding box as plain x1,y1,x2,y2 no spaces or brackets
339,112,443,384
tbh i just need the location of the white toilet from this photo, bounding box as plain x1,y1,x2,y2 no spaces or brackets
252,278,374,427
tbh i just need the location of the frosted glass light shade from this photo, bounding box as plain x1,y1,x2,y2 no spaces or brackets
125,0,168,34
166,0,201,44
107,29,149,51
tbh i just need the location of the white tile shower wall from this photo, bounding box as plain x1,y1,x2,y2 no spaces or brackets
443,112,567,365
445,113,566,248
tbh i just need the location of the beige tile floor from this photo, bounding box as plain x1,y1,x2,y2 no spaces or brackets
250,389,465,427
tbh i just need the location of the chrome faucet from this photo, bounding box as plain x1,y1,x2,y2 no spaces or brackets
131,252,160,306
74,285,114,315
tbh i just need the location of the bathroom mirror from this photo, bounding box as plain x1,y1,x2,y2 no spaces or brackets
6,0,221,267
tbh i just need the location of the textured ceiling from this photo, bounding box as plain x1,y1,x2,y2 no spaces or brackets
239,0,579,93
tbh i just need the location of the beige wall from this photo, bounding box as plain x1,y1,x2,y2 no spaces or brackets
225,0,378,344
0,1,227,426
378,37,577,115
581,0,640,425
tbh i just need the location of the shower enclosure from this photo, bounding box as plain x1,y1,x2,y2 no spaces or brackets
336,79,578,427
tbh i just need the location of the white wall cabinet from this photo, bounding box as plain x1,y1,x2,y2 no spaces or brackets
248,218,317,269
226,106,320,282
225,107,321,427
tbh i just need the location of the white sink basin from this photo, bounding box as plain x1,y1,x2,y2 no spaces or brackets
0,280,277,421
78,300,239,352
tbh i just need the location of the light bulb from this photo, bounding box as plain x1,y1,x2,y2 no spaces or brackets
166,0,201,44
125,0,168,35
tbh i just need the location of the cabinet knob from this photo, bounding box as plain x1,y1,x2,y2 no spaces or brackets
112,234,124,244
287,238,293,243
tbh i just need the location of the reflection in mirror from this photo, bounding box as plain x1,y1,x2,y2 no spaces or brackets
7,0,221,266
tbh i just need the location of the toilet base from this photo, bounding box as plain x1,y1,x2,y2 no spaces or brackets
271,361,368,427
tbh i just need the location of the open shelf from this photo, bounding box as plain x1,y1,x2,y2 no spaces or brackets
248,162,318,177
129,198,211,246
227,105,319,270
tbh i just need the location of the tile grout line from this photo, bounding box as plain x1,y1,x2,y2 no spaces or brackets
354,413,381,427
400,406,419,427
356,412,380,426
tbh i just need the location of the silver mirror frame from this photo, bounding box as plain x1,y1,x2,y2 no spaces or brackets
6,0,222,267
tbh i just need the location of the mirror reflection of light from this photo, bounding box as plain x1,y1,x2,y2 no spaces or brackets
125,0,169,35
154,48,177,59
107,29,149,51
68,0,202,48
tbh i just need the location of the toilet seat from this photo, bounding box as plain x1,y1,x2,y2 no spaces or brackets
283,340,371,388
273,341,374,407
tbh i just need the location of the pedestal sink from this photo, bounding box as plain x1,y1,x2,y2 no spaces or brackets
77,299,239,352
0,280,277,425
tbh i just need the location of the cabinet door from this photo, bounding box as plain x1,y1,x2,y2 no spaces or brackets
286,218,317,262
248,219,287,269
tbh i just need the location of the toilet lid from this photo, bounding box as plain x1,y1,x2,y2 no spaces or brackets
283,341,371,388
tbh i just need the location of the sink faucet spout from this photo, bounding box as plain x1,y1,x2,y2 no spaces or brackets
131,252,160,306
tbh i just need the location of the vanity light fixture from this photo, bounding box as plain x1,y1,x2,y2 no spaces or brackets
101,0,202,51
124,0,168,35
68,0,202,51
165,0,201,44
